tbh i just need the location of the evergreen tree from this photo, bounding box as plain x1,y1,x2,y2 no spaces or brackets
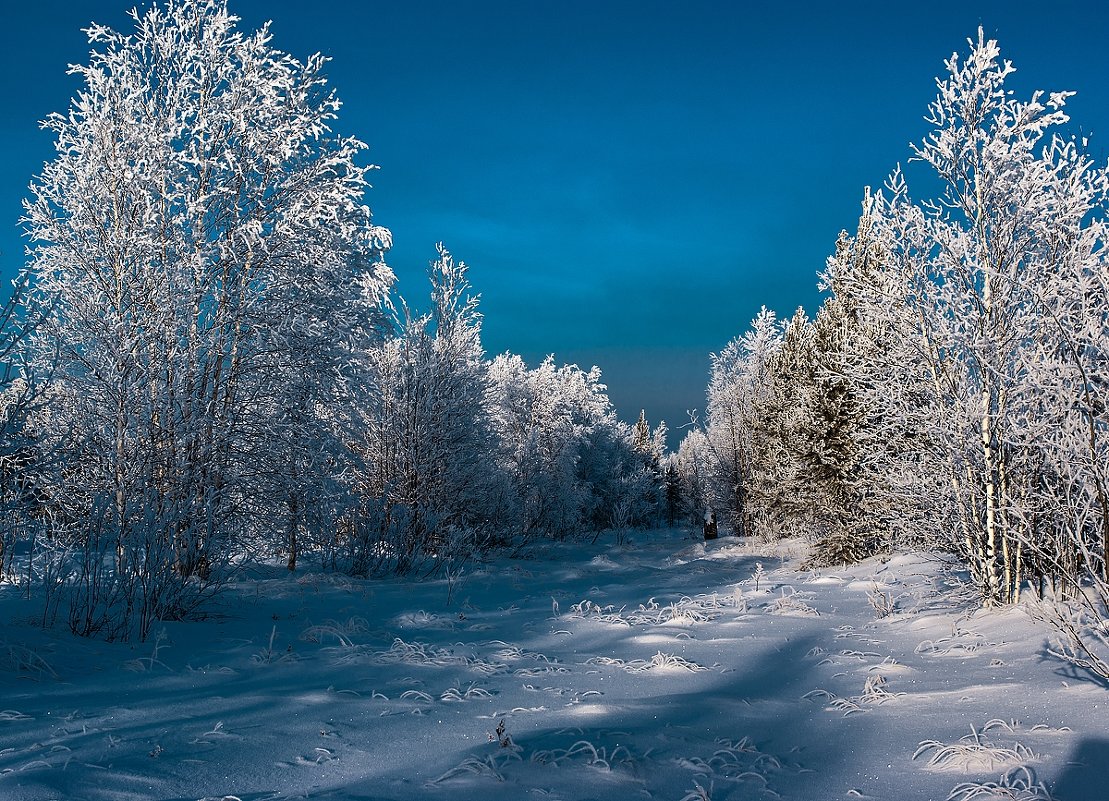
804,207,899,566
675,428,710,526
663,455,682,528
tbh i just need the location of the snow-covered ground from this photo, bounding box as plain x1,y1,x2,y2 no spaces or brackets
1,530,1104,801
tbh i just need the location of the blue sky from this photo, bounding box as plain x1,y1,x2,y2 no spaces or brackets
2,1,1108,445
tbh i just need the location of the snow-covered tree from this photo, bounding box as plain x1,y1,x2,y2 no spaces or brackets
695,299,874,550
830,30,1109,606
20,0,393,638
753,307,821,538
487,354,583,541
675,427,710,527
662,453,682,528
486,354,648,541
0,275,50,577
259,219,393,572
799,208,907,565
628,409,668,525
353,245,501,574
703,307,782,538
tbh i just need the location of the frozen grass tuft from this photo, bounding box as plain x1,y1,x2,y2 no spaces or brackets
430,751,521,784
676,735,782,785
190,720,238,745
334,637,508,675
530,739,635,770
914,726,1035,772
868,584,897,618
0,642,57,680
802,688,865,716
625,595,729,625
395,610,456,630
568,594,733,627
915,625,996,657
858,674,901,704
360,637,450,665
440,682,494,702
678,779,714,801
492,643,558,664
513,664,570,677
803,674,902,716
945,765,1055,800
867,655,905,672
122,628,170,672
766,586,820,617
251,625,298,665
300,616,370,646
586,651,711,673
568,598,632,626
312,746,336,764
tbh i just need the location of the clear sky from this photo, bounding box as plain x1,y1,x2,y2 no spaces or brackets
2,1,1108,446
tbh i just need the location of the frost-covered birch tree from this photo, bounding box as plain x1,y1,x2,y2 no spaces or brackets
833,30,1109,606
259,220,393,573
487,354,587,542
20,0,393,639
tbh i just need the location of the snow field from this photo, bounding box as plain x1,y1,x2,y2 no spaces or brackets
0,530,1104,800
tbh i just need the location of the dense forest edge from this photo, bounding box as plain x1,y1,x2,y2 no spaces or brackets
0,1,1107,691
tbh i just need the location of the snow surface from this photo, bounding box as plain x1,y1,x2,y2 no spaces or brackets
1,530,1105,800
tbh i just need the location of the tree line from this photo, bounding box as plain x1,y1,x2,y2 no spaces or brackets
0,0,669,641
674,30,1109,677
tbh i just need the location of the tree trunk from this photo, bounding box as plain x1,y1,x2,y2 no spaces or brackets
287,494,299,572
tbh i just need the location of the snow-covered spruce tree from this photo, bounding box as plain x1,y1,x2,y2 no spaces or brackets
804,208,906,566
353,245,501,575
704,307,782,538
847,30,1109,606
632,409,652,455
20,0,393,639
628,409,668,526
663,454,682,528
700,303,864,548
755,307,823,540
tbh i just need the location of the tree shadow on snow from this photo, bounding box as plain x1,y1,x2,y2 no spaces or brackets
1036,639,1109,690
354,632,854,801
1050,738,1109,801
